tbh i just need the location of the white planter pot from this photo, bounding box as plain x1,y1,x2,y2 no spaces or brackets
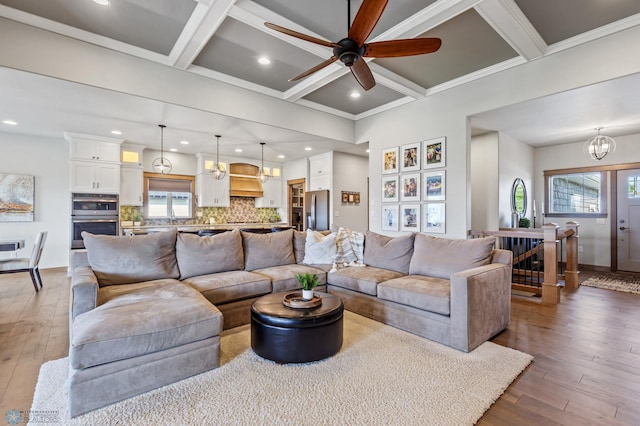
302,289,314,300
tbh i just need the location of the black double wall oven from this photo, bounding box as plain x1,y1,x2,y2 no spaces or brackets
71,193,119,249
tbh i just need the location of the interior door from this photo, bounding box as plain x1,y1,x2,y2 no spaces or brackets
617,169,640,272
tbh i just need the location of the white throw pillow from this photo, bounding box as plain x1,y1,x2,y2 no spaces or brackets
303,229,337,264
333,227,365,270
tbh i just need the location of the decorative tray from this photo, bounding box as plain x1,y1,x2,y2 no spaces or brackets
283,292,322,309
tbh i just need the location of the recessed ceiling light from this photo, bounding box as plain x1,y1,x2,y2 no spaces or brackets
235,148,243,153
169,148,178,152
2,120,18,126
366,149,370,153
180,140,189,145
93,0,110,5
304,147,312,151
350,91,361,98
110,130,122,135
258,57,271,65
277,154,285,159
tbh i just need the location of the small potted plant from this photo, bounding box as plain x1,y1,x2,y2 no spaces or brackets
296,272,319,300
133,213,142,227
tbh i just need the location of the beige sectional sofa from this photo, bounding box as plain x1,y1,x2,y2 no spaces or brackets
69,227,511,416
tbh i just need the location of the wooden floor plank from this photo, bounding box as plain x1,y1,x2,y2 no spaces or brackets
0,268,639,425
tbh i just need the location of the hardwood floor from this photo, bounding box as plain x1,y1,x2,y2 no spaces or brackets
1,268,639,424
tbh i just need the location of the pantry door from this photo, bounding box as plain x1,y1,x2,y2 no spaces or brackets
617,169,640,272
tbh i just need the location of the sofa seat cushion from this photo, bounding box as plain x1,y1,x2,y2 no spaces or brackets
182,271,271,305
377,275,451,316
71,279,222,370
254,264,327,292
176,230,244,279
328,266,404,296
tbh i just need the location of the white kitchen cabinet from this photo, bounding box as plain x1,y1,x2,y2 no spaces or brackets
71,161,120,193
121,143,145,167
308,152,332,191
69,137,121,163
255,179,282,208
120,167,143,206
196,173,230,207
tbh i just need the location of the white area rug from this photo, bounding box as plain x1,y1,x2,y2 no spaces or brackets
30,312,532,426
582,272,640,294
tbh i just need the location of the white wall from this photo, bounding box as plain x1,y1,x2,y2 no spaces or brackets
498,132,534,228
0,132,69,268
470,133,499,231
332,152,369,232
534,132,640,267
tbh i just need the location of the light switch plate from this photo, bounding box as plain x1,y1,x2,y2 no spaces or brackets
596,218,605,224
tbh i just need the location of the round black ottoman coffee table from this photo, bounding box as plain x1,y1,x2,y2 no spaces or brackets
251,291,344,364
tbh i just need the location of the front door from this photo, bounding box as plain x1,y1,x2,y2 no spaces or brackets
617,169,640,272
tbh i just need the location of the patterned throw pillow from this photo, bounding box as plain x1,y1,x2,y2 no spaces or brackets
334,227,365,266
303,229,337,265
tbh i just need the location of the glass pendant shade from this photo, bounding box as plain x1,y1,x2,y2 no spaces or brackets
584,127,616,161
258,142,269,183
210,134,226,180
152,124,172,174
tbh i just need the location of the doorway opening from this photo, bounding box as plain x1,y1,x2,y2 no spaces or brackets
288,179,305,231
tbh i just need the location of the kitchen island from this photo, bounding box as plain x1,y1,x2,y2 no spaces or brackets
121,223,292,236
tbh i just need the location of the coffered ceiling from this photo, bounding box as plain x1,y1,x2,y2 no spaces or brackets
0,0,639,158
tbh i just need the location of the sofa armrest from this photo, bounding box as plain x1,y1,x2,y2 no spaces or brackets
70,266,99,322
449,262,512,352
490,248,512,266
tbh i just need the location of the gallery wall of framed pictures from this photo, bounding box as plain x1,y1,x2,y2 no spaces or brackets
380,136,446,234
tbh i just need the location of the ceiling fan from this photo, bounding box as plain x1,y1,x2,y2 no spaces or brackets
264,0,441,91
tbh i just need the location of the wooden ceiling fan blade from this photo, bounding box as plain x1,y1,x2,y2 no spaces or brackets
289,57,338,81
348,0,388,46
350,59,375,91
363,38,442,58
264,22,339,48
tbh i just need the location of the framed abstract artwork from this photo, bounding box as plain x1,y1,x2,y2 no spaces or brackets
423,137,445,170
0,173,34,222
382,147,399,174
382,175,399,203
400,204,421,232
424,171,445,201
400,173,420,202
400,142,420,172
382,205,399,231
423,203,445,234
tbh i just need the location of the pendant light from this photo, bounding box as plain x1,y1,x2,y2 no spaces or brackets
152,124,172,174
258,142,269,183
584,127,616,161
210,134,226,180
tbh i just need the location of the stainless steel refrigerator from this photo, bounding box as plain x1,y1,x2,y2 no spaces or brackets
304,190,330,231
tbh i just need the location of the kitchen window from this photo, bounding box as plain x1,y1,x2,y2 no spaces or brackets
144,173,195,219
544,168,607,218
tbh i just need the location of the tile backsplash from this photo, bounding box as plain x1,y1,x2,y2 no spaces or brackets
120,197,279,226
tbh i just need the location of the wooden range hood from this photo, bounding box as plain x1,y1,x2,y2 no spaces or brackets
229,163,263,197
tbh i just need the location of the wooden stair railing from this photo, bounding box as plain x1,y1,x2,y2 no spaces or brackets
469,221,579,304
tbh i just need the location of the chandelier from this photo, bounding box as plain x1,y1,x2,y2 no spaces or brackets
584,127,616,161
210,134,226,180
258,142,269,183
151,124,172,174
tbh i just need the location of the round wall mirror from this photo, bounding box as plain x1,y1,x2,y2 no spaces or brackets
511,178,527,218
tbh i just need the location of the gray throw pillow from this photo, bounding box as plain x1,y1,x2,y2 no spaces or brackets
176,229,244,279
242,229,295,271
293,230,306,264
82,229,179,286
409,234,496,279
363,231,415,274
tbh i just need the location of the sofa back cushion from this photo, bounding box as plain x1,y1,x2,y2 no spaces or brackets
409,234,496,278
242,229,295,271
82,229,179,286
176,229,244,279
363,231,414,274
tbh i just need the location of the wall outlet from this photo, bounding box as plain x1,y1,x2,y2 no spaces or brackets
196,211,203,218
578,246,583,253
334,211,339,217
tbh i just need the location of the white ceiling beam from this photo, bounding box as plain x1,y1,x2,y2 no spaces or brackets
283,64,351,101
474,0,546,61
170,0,236,69
368,63,426,99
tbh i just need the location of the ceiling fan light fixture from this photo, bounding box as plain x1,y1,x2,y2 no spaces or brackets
152,124,172,174
210,134,226,180
258,142,269,183
584,127,616,161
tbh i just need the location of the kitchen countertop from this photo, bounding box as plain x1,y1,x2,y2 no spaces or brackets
121,223,291,235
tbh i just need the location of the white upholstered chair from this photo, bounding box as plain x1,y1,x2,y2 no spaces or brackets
0,231,48,292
